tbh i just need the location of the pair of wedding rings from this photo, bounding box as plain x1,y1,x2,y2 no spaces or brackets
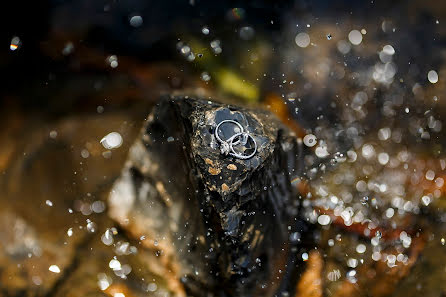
214,119,257,160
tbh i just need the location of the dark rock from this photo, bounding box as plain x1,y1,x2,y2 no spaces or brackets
108,96,312,297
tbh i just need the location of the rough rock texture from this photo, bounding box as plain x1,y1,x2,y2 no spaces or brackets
108,96,311,297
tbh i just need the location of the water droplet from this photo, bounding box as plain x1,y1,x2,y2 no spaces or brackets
129,15,143,27
49,265,61,273
295,33,310,48
106,55,118,68
348,30,362,45
202,27,210,35
200,72,211,82
303,134,317,147
101,132,123,149
10,36,21,51
428,70,438,83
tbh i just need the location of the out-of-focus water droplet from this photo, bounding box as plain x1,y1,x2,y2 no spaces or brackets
109,259,121,270
92,201,105,213
318,214,331,226
81,149,90,158
46,200,53,206
97,273,112,290
425,170,435,181
106,55,118,68
421,195,431,206
348,30,362,45
129,15,143,27
383,44,395,55
49,265,61,273
337,40,351,54
101,132,123,149
210,39,222,54
102,229,114,246
303,134,317,147
62,42,74,55
10,36,21,51
356,244,366,254
428,70,438,83
201,72,211,82
239,26,255,40
295,32,310,48
147,283,157,292
49,130,58,138
67,228,73,237
87,220,97,233
202,26,210,35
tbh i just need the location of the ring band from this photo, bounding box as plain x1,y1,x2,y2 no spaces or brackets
214,119,257,160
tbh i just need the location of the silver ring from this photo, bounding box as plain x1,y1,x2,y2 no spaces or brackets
214,120,257,160
214,120,244,145
228,132,257,159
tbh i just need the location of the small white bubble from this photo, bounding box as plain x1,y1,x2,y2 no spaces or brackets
303,134,317,147
337,40,351,54
102,229,114,246
81,149,90,158
425,170,435,181
347,258,358,268
421,195,431,206
295,33,310,48
67,228,73,237
428,70,438,84
348,30,362,45
49,130,58,138
378,127,391,141
202,27,210,35
301,252,309,261
239,26,255,40
200,72,211,82
106,55,118,68
10,36,21,51
109,259,121,270
92,201,106,213
46,200,53,206
361,144,375,159
385,208,395,218
356,244,366,254
49,265,61,273
378,152,389,165
62,42,74,55
97,273,112,290
317,214,331,226
129,15,143,27
382,45,395,55
372,251,381,261
101,132,123,149
147,283,157,292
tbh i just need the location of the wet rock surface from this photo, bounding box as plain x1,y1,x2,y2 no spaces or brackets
108,96,312,297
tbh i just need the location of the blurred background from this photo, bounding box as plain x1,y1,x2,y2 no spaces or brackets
1,1,446,296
